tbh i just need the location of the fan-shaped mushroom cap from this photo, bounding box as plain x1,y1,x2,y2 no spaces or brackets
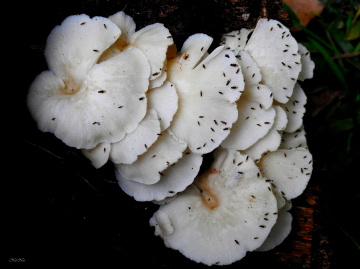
81,142,111,169
108,11,136,42
244,19,301,103
129,23,173,80
109,109,161,164
176,33,213,71
82,81,178,167
149,61,168,89
115,131,187,185
258,148,313,199
271,183,287,210
244,105,288,160
234,50,261,85
257,199,292,251
102,11,173,81
221,100,276,150
27,15,150,149
117,149,202,202
281,83,307,133
167,34,244,154
298,43,315,81
44,14,121,87
280,126,308,150
147,81,178,131
233,50,273,109
149,148,277,266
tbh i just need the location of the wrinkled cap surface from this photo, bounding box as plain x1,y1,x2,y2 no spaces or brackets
257,199,292,251
44,14,121,85
280,83,307,133
147,81,178,131
298,43,315,81
129,23,173,80
103,11,173,80
150,148,277,266
244,19,301,103
258,148,313,199
221,99,276,150
244,105,288,161
109,109,161,164
280,126,308,150
28,45,150,149
167,34,244,154
115,131,187,185
233,50,273,110
81,142,111,169
117,149,202,202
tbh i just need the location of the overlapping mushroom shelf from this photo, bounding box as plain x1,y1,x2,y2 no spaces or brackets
27,11,315,266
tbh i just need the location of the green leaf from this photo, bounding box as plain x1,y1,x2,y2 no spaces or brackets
328,26,354,53
297,21,336,52
347,20,360,40
308,37,349,93
355,41,360,52
346,9,354,35
283,3,335,52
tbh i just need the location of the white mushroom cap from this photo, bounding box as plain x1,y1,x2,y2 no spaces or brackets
98,11,135,62
152,195,178,205
27,17,150,149
147,81,178,131
175,33,213,72
221,99,276,150
221,28,254,50
129,23,173,80
244,105,288,161
109,109,161,164
149,61,168,89
234,50,262,86
167,34,244,154
149,148,278,266
257,181,293,252
44,15,121,87
280,126,308,150
115,131,187,185
117,149,202,202
108,11,136,42
270,183,287,210
81,142,111,169
280,83,307,133
297,43,315,81
257,199,293,251
244,19,301,103
258,148,313,200
233,50,273,109
84,79,178,167
107,81,178,165
104,11,173,81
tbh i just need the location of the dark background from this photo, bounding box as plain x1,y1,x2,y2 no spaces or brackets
7,0,359,267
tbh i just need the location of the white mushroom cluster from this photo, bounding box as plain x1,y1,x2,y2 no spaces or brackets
27,12,315,266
